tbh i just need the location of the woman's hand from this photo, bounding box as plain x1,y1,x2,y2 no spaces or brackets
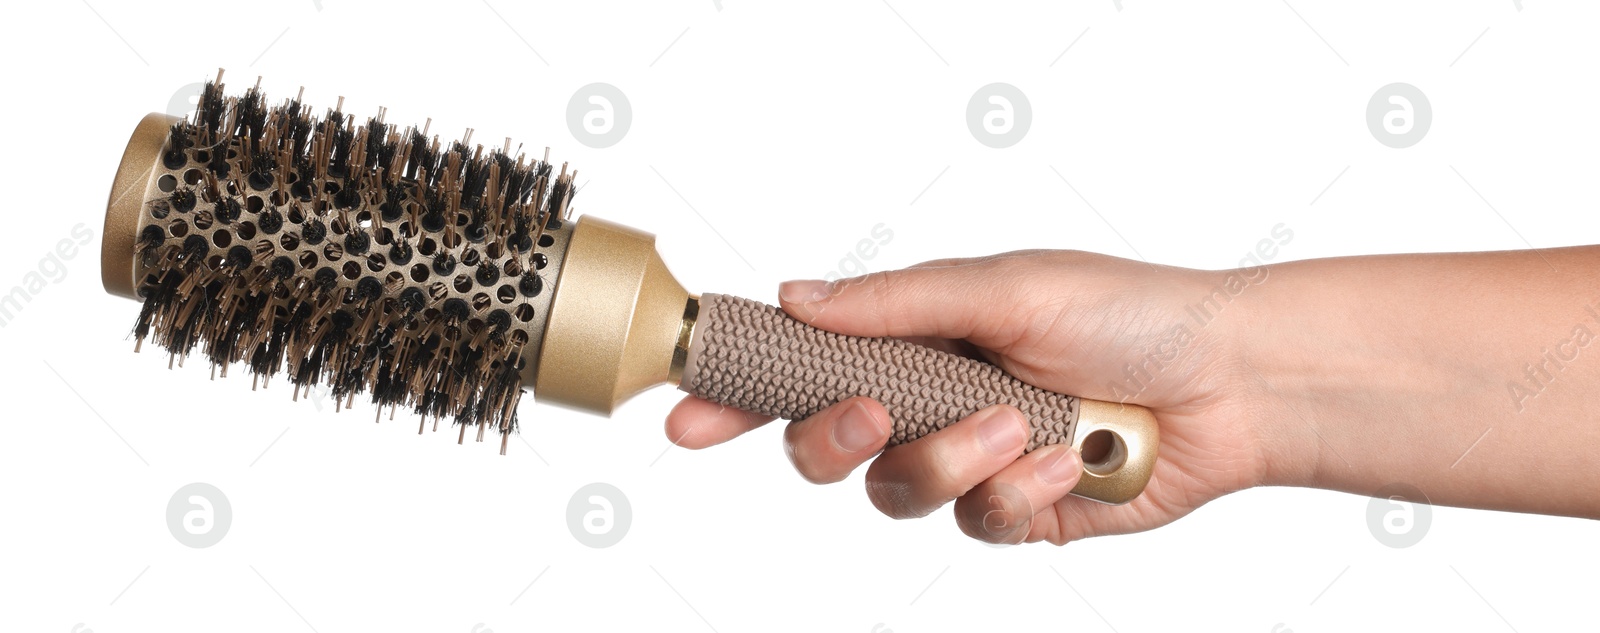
665,250,1273,545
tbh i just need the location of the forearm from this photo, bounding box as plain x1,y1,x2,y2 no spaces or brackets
1241,246,1600,517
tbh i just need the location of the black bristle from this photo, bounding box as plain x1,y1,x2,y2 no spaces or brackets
290,178,314,201
364,119,395,170
196,80,227,138
131,77,581,446
334,181,362,209
269,256,295,280
139,225,167,249
354,276,383,302
420,213,446,233
388,241,413,265
404,129,431,180
344,230,370,256
235,87,267,143
225,245,252,269
258,207,284,234
215,198,242,224
398,287,426,314
181,234,209,261
248,170,275,191
441,298,470,322
475,260,500,286
170,188,196,214
519,272,543,297
487,309,512,335
432,253,457,276
380,183,406,222
313,267,338,292
208,144,230,177
329,119,354,178
164,123,192,169
302,219,327,245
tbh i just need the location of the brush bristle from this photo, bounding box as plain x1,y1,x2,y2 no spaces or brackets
130,72,576,450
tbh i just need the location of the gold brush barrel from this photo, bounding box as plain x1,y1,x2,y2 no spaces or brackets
102,83,1157,504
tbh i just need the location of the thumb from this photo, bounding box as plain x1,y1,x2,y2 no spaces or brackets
777,264,1015,344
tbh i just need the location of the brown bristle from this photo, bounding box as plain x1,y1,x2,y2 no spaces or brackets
130,71,576,446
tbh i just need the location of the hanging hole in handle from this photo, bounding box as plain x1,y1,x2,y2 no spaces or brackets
1080,429,1128,476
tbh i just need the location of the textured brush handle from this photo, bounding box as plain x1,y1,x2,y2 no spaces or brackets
680,293,1080,451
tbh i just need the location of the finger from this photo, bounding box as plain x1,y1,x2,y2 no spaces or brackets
1024,483,1174,545
863,405,1030,519
777,261,1016,343
952,445,1083,544
664,396,775,449
895,335,984,360
781,396,892,484
908,257,984,269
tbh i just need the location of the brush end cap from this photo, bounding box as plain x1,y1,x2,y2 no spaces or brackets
102,112,180,300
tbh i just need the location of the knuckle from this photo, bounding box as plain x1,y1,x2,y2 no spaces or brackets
797,467,845,486
783,419,846,485
864,445,967,520
907,447,967,501
954,483,1034,544
979,250,1049,273
865,477,927,520
851,269,909,302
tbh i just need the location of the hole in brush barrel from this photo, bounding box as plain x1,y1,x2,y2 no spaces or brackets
1080,430,1128,476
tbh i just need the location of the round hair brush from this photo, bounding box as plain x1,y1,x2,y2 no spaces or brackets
100,73,1158,504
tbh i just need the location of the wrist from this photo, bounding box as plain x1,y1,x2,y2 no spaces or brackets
1225,261,1339,490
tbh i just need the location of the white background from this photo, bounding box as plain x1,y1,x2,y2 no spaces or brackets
2,1,1596,631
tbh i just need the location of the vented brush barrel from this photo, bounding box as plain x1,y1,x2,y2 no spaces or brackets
102,83,1159,505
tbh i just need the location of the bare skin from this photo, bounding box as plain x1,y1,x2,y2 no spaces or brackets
665,248,1600,545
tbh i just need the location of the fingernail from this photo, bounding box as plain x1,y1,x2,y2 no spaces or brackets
779,279,832,304
832,401,883,453
1036,446,1082,485
977,407,1027,455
